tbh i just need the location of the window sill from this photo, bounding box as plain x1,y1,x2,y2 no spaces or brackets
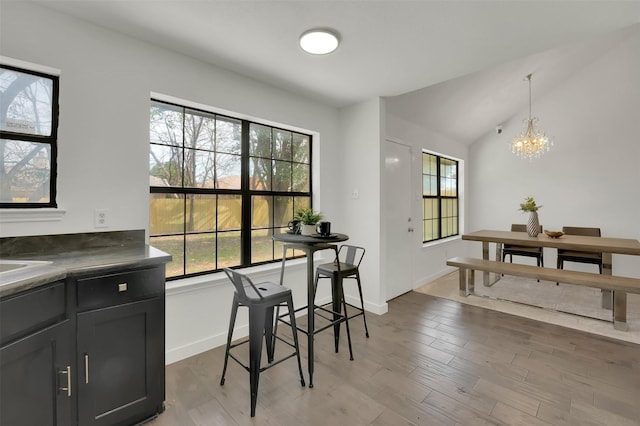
166,257,308,296
0,208,67,223
422,235,461,249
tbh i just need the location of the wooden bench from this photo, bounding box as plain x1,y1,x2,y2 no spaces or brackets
446,256,640,331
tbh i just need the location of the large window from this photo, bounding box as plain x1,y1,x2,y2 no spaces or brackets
422,152,458,242
0,65,59,207
149,99,312,279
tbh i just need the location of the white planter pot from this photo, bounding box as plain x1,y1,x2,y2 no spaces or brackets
300,224,316,235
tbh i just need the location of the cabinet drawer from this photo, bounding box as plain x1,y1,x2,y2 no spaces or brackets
76,267,164,310
1,281,66,345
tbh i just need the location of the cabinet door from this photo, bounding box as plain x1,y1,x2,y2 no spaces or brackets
1,321,73,426
77,297,164,426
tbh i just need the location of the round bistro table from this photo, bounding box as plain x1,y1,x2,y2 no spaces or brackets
272,232,349,388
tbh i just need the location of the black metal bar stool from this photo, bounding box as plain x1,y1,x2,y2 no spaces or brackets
272,240,351,389
219,268,305,417
314,245,370,355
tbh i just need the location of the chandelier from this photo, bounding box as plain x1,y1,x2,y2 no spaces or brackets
511,74,553,160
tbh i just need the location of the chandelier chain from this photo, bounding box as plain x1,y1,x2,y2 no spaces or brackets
527,74,532,118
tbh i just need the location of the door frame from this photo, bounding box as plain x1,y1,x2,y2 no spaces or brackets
383,138,416,300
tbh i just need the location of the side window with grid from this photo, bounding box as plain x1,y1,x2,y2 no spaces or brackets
0,65,59,207
149,99,312,279
422,152,458,243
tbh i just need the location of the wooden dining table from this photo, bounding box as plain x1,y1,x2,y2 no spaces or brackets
462,230,640,309
272,231,349,388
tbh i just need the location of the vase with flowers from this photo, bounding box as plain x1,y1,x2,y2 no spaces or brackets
519,196,542,237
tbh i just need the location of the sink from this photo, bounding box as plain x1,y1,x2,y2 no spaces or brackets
0,263,25,273
0,260,53,276
0,260,61,295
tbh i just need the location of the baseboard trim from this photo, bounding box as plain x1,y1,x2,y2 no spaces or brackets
166,326,247,365
166,295,387,364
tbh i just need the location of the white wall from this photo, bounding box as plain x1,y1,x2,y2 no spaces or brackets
385,113,470,287
0,2,341,236
385,28,640,283
469,30,640,277
0,2,344,363
337,98,387,313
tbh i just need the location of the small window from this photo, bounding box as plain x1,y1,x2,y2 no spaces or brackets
422,152,458,242
0,65,59,207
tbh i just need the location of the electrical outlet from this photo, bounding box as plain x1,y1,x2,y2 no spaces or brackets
94,209,109,228
351,188,359,199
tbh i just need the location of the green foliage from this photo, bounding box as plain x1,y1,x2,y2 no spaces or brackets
519,196,542,212
294,207,323,225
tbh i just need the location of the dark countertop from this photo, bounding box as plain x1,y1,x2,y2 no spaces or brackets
1,230,171,298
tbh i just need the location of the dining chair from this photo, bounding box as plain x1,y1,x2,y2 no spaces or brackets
503,224,544,281
220,268,305,417
556,226,603,285
314,245,369,356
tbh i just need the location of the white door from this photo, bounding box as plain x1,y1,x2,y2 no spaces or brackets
384,140,414,300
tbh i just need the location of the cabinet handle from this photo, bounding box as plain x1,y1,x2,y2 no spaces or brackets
118,282,128,292
59,366,71,397
84,354,89,384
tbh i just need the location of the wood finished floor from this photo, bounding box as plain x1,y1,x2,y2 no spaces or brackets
149,292,640,426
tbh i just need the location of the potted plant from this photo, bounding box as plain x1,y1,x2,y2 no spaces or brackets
519,196,542,237
294,208,323,235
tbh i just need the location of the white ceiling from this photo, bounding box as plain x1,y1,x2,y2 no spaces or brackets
385,25,638,143
30,0,640,144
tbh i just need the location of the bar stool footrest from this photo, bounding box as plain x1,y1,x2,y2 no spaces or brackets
277,304,348,336
316,301,365,321
226,337,301,373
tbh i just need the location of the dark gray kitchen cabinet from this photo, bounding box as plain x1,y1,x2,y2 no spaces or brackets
0,264,166,426
0,281,73,426
74,266,166,426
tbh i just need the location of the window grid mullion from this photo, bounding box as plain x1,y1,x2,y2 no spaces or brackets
240,120,252,267
436,156,441,240
181,107,188,275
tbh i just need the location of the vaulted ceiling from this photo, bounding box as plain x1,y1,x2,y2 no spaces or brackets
30,0,640,143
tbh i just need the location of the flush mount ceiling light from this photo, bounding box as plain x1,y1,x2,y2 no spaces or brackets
299,29,340,55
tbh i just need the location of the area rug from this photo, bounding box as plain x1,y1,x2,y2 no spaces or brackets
415,271,640,345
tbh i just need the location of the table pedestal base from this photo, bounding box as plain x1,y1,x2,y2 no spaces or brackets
274,239,348,389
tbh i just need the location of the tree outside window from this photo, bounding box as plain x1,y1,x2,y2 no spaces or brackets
0,65,59,207
149,99,312,279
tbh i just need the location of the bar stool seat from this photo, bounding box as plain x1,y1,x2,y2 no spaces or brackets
220,268,305,417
